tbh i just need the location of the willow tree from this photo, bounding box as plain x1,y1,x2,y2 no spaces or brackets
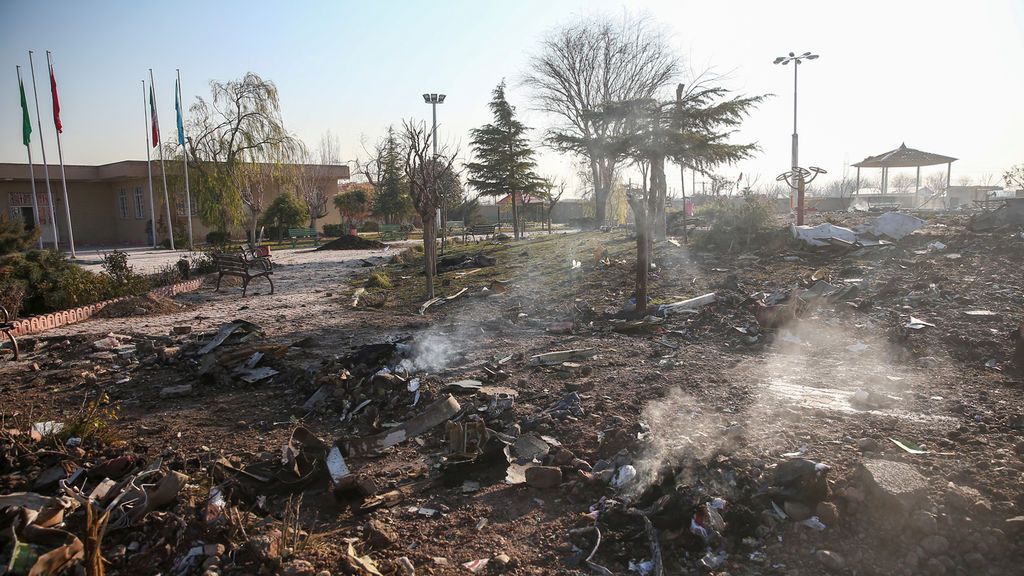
524,14,678,226
596,83,764,313
185,72,294,235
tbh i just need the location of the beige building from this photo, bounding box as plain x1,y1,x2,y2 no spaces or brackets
0,161,349,248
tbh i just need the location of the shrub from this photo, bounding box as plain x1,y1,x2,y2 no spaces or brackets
323,224,343,237
102,250,150,297
260,192,309,239
188,250,218,275
0,280,25,319
206,230,231,246
0,214,41,256
360,221,380,233
693,197,777,251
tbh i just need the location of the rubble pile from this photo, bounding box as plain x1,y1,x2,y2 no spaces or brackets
1,210,1022,575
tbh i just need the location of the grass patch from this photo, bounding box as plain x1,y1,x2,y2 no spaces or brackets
365,271,393,289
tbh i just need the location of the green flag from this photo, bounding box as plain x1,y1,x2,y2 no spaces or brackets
19,77,32,146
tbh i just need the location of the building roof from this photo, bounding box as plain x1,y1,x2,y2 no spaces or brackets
0,160,349,183
852,143,957,168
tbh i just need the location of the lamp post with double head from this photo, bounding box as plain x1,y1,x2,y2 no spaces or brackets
422,93,446,252
773,51,818,225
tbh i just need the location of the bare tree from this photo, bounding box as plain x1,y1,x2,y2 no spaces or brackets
400,119,459,299
293,133,340,229
238,142,292,243
957,175,974,187
1004,164,1024,190
925,171,947,194
891,173,916,193
523,13,678,226
709,174,732,196
541,178,567,232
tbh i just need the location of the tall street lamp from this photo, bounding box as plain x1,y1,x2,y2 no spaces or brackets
423,93,446,250
773,51,818,225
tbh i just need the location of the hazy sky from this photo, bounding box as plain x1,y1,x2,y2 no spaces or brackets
2,0,1022,195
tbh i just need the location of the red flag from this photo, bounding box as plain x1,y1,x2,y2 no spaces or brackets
49,64,62,133
149,83,159,147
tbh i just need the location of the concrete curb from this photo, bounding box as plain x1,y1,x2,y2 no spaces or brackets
9,278,204,338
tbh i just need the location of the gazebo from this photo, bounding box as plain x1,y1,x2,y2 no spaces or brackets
851,143,956,195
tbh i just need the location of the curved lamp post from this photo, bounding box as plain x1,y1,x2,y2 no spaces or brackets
774,51,818,225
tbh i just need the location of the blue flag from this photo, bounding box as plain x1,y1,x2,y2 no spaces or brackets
175,77,185,145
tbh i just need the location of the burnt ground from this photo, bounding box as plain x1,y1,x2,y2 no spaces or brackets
1,213,1023,576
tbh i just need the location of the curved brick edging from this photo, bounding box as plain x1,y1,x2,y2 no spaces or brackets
9,278,204,338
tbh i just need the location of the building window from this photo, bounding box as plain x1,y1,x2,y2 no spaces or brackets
133,187,145,219
118,188,129,219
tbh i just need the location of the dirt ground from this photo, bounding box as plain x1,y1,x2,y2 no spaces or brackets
1,213,1022,576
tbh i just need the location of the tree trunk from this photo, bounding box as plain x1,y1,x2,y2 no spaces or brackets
511,194,521,240
679,164,688,243
650,155,667,242
627,194,649,316
422,214,436,299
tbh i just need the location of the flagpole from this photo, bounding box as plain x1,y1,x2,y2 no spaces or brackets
47,51,75,259
17,65,43,249
143,80,157,249
28,51,59,250
150,69,175,251
176,69,193,249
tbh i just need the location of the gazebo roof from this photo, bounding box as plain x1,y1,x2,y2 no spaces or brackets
852,143,957,168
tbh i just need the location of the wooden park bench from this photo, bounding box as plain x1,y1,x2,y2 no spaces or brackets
464,224,497,241
0,306,18,361
287,227,319,248
379,224,408,241
214,250,274,297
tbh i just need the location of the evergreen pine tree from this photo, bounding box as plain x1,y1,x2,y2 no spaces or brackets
467,81,542,239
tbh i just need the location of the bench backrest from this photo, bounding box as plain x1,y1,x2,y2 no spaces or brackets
214,253,248,273
445,221,464,229
288,228,316,237
471,224,496,233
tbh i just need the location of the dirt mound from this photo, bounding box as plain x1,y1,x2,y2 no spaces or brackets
96,293,185,318
316,235,387,250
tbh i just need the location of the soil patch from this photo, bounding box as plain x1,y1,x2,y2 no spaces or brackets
317,235,387,250
95,293,186,318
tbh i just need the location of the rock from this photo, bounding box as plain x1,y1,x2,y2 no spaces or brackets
160,384,193,399
963,552,985,569
856,437,881,452
816,501,840,525
282,559,316,576
396,556,415,575
172,326,193,335
366,519,397,548
316,572,331,576
159,346,180,360
909,510,938,534
1006,515,1024,533
945,483,982,511
494,553,512,566
248,530,281,563
784,500,813,521
815,550,846,573
525,466,562,489
860,459,928,512
923,557,946,575
550,447,576,466
920,535,949,555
